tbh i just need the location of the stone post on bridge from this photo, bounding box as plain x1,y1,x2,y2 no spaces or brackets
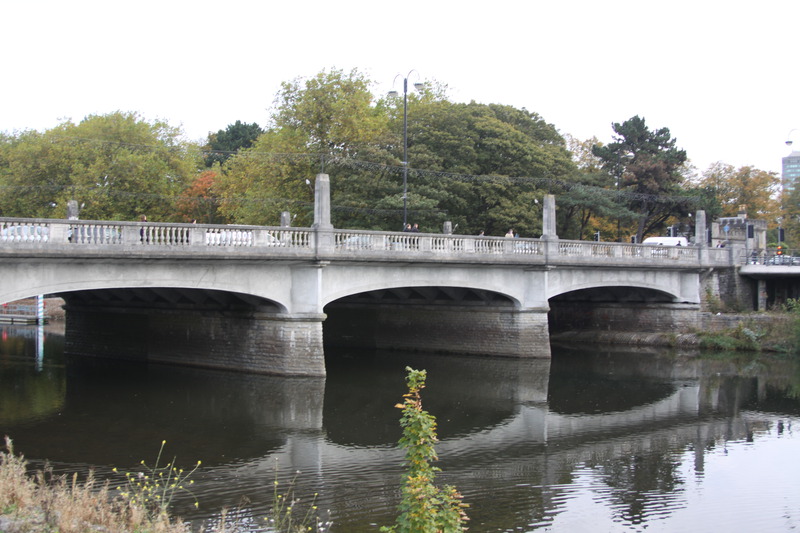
312,173,334,255
695,210,708,264
542,194,559,260
542,194,558,240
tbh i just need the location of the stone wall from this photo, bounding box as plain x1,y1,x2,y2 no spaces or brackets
64,306,326,376
324,304,551,358
700,267,756,312
549,302,702,334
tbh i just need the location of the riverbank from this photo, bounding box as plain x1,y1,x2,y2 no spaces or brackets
552,311,797,354
0,437,328,533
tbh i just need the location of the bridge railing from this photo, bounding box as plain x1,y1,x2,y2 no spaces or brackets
332,230,545,256
0,218,312,249
1,217,733,267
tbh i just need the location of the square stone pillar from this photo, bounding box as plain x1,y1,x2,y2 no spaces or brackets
542,194,558,240
312,173,334,256
312,173,332,230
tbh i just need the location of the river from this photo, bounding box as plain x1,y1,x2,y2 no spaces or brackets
1,323,798,532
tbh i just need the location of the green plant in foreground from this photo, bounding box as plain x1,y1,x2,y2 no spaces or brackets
112,440,201,519
381,367,469,533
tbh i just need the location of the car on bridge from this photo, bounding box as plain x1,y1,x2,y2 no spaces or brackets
767,255,795,265
642,236,689,247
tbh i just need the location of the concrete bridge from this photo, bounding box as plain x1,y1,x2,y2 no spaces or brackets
0,174,742,376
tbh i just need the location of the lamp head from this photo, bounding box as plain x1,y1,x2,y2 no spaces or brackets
388,90,399,97
413,82,425,92
787,140,794,147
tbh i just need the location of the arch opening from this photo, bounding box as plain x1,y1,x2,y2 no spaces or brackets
321,285,549,359
548,285,698,336
61,287,284,314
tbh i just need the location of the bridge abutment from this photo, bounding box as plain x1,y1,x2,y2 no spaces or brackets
324,304,551,358
64,305,326,376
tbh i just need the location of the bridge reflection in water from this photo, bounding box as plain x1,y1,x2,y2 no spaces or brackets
2,323,797,531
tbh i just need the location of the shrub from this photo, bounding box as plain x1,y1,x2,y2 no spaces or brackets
381,367,469,533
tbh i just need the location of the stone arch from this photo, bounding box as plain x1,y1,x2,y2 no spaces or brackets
544,268,693,304
60,287,285,314
319,264,526,309
0,259,294,313
549,285,677,304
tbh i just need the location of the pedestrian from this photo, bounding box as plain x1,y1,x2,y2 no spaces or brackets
505,228,514,238
403,223,412,232
411,223,420,233
139,214,148,243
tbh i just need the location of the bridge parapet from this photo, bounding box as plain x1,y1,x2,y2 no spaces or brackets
0,218,313,250
1,217,732,268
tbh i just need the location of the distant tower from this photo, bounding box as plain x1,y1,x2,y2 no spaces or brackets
782,150,800,194
784,130,800,194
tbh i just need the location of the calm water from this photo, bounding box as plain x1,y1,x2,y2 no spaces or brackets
1,323,799,532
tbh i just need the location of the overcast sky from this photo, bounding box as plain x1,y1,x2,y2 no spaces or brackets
3,1,799,175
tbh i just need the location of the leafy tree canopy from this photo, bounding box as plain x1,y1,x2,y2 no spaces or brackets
699,162,781,219
592,116,690,241
204,120,264,167
0,111,200,221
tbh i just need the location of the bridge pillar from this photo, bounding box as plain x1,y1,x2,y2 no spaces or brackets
313,173,334,256
324,304,551,358
63,305,327,376
542,194,558,240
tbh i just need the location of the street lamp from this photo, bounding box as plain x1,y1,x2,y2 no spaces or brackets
786,128,799,147
615,151,633,242
389,71,424,229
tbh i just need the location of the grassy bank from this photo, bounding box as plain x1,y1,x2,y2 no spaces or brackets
697,303,800,354
0,438,328,533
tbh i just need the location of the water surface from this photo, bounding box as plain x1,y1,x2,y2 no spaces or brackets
1,325,798,531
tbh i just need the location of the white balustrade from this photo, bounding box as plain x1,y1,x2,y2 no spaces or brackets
0,217,737,268
0,220,51,243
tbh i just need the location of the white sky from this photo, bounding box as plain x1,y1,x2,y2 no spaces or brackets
3,0,799,175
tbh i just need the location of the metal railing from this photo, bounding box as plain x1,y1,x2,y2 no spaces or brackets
741,249,798,266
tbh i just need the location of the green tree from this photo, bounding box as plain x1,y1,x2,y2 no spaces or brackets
0,112,200,221
216,68,390,226
204,120,263,167
558,135,638,240
395,100,574,235
216,68,575,234
592,116,689,242
700,162,781,219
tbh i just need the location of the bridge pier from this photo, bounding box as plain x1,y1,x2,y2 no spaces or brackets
64,305,326,376
324,304,551,358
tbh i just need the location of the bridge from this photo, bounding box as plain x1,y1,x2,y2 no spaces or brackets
0,174,759,376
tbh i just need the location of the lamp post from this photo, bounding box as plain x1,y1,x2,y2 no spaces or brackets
615,151,633,242
389,71,423,229
786,128,799,148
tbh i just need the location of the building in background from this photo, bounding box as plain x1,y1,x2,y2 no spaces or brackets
782,150,800,194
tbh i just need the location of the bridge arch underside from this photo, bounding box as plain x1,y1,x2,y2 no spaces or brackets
323,285,551,359
548,285,701,335
60,287,326,377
